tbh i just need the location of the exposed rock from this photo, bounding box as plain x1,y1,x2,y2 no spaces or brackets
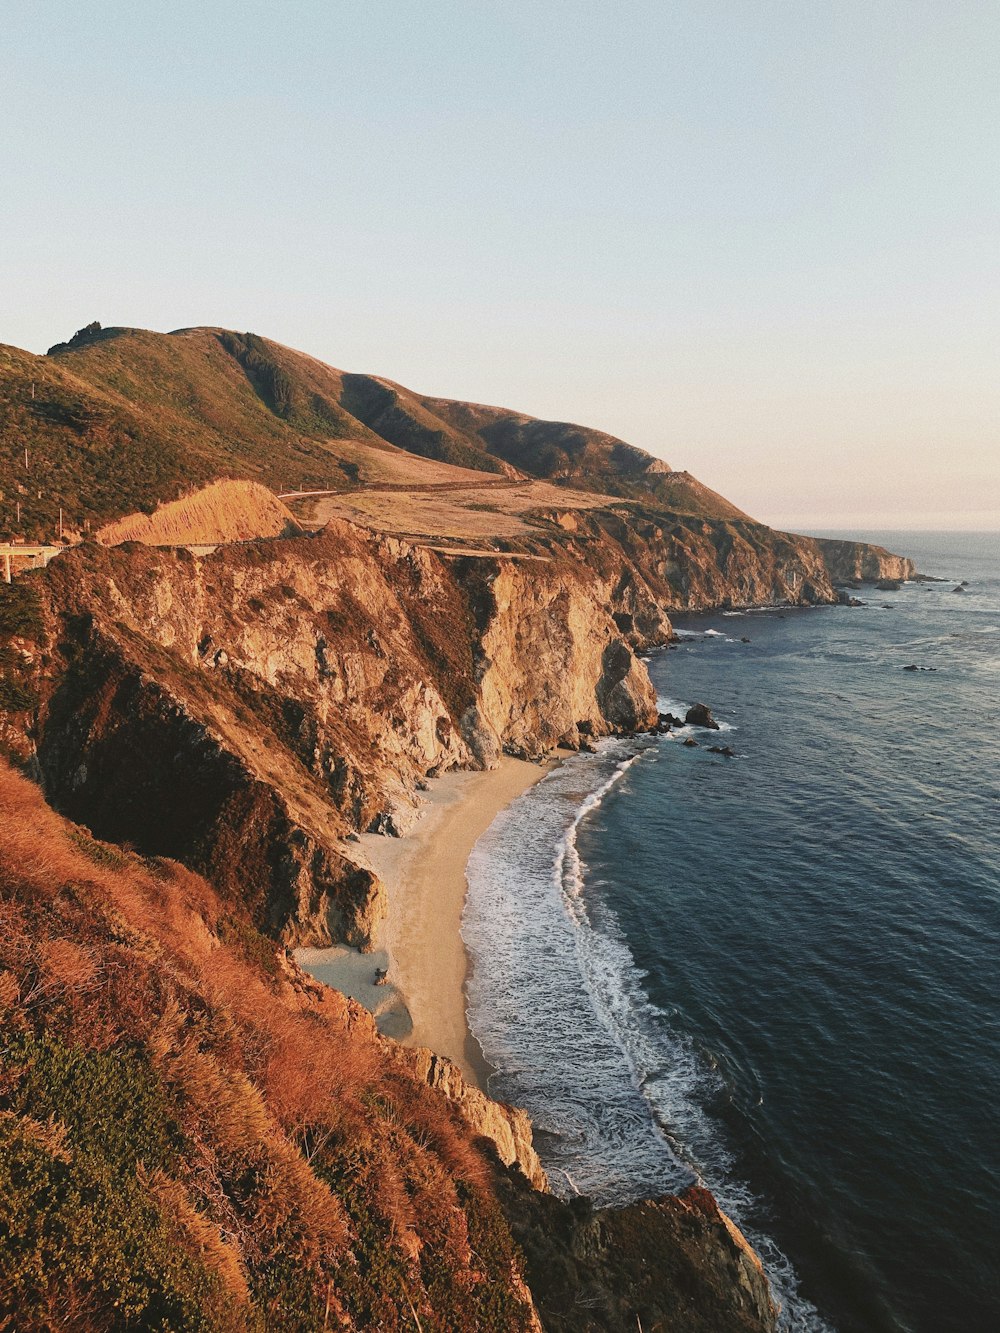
875,578,902,591
495,1173,779,1332
685,702,720,730
405,1048,548,1192
816,538,915,584
952,585,966,593
708,745,735,756
3,525,657,945
683,737,699,748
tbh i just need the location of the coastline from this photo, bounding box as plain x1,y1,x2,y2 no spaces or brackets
299,756,551,1088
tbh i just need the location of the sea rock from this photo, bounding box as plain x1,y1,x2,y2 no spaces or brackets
952,585,965,594
658,712,683,730
708,745,735,757
683,737,699,748
685,702,720,730
875,578,902,591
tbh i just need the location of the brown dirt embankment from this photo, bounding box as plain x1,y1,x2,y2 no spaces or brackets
97,479,300,547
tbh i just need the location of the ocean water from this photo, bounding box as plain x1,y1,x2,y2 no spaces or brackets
463,531,999,1333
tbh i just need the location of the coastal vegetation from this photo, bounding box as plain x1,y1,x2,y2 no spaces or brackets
0,760,537,1331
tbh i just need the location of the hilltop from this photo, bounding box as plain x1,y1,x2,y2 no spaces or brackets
2,322,747,543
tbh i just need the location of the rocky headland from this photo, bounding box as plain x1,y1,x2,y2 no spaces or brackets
0,325,915,1329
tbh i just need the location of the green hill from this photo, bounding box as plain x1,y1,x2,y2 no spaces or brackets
1,322,748,541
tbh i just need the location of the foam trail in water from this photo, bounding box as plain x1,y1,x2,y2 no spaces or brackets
464,742,834,1332
657,692,737,735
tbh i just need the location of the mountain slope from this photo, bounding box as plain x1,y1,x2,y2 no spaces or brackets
2,324,754,541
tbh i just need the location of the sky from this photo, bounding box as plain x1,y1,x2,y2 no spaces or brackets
2,1,998,531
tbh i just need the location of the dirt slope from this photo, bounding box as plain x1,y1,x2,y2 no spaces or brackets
97,480,301,547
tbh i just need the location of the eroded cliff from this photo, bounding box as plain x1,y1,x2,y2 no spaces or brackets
2,521,657,948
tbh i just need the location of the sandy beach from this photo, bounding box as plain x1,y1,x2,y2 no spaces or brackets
298,756,550,1087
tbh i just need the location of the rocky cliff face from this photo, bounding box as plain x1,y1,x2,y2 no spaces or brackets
0,504,914,953
497,1173,778,1332
537,506,915,613
812,536,915,584
4,521,656,948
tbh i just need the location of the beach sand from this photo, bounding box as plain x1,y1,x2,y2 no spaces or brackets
297,757,550,1087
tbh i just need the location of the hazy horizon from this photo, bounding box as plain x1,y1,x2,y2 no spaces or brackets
3,2,998,530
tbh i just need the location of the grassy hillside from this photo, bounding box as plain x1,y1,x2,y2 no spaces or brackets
0,758,537,1331
1,323,749,541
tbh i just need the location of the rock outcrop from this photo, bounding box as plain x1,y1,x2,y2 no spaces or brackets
4,521,657,947
813,536,915,584
405,1048,548,1191
685,702,720,729
496,1172,778,1332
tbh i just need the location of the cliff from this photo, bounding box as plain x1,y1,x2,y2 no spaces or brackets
0,523,657,948
0,325,916,1329
813,536,915,584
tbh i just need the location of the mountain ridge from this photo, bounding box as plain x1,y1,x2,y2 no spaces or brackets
2,322,755,539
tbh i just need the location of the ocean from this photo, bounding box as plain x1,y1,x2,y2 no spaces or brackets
463,531,999,1333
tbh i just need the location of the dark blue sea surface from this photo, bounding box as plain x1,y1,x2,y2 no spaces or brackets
464,531,999,1333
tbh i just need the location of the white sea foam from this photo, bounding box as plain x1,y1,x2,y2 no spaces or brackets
464,742,834,1332
656,692,737,735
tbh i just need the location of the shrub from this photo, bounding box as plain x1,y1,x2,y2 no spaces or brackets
0,1037,242,1331
0,584,43,640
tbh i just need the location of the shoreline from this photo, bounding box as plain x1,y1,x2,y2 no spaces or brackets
298,756,551,1088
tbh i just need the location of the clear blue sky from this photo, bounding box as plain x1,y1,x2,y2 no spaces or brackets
3,1,998,529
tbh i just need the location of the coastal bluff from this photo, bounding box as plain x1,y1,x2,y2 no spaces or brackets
0,327,914,1328
0,509,906,1329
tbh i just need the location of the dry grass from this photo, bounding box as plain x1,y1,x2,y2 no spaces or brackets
298,477,615,545
0,760,536,1330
